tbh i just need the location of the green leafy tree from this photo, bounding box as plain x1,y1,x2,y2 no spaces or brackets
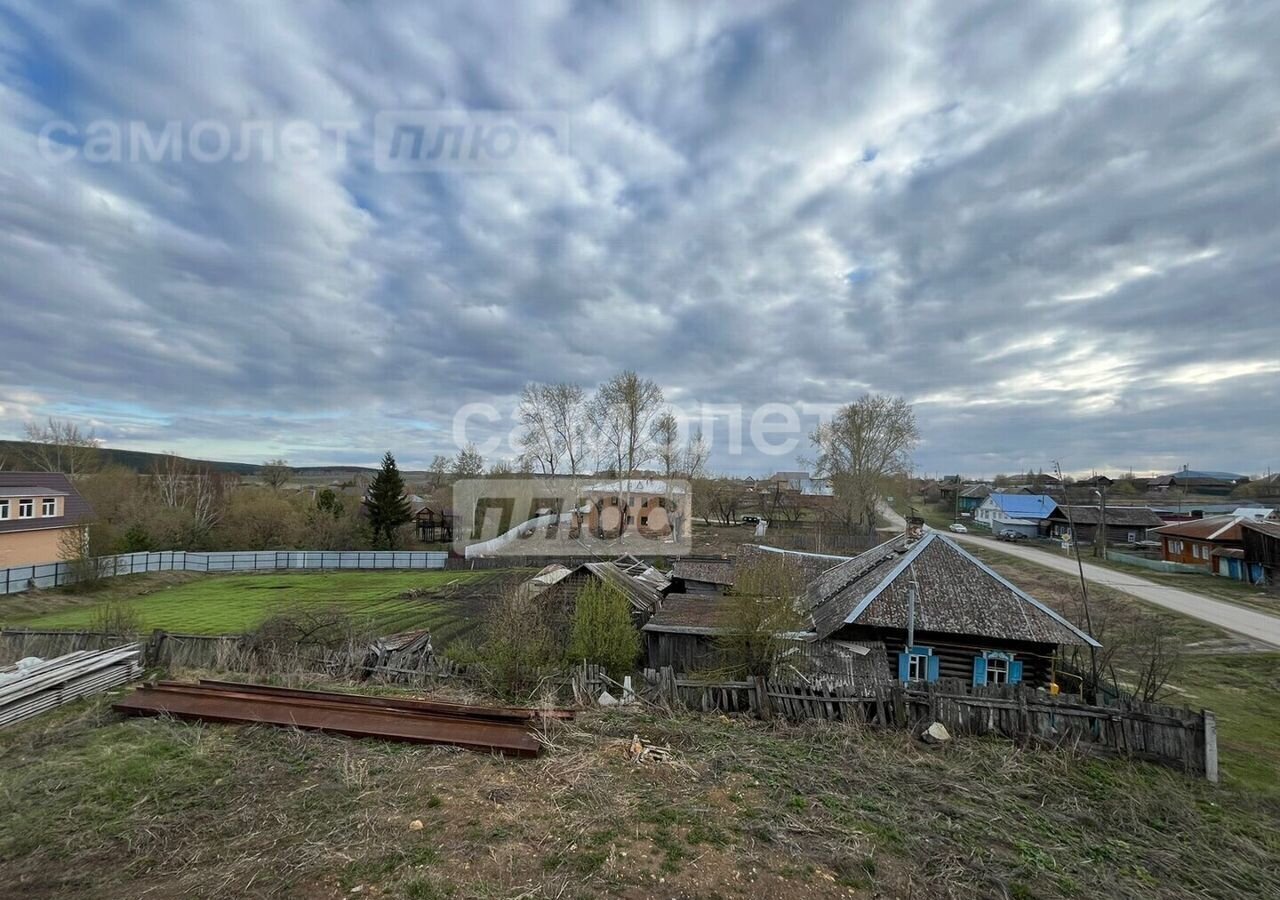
567,580,640,677
365,451,412,548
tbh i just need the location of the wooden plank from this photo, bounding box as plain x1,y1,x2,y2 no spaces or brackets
1203,709,1219,783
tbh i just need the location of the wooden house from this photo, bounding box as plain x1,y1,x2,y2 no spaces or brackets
1151,511,1274,575
800,532,1097,688
643,533,1097,690
537,556,670,629
1044,505,1164,545
1241,520,1280,586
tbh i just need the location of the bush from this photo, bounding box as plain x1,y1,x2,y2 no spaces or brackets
717,553,807,677
566,580,639,678
479,587,560,696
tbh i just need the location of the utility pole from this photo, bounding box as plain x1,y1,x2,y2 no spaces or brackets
1093,483,1108,560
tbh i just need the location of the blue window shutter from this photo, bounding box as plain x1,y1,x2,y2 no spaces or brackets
897,652,910,682
1009,660,1024,684
926,655,940,682
972,655,987,686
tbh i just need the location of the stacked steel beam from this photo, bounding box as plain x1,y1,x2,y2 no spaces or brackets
114,680,572,756
0,645,142,728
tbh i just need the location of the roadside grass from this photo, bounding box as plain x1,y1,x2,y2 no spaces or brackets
0,570,507,640
1,694,1278,899
967,545,1280,797
1086,554,1280,613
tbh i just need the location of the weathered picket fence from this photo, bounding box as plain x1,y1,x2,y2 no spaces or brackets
0,628,467,684
645,667,1218,782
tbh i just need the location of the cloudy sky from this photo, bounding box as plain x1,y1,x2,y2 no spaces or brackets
1,0,1277,478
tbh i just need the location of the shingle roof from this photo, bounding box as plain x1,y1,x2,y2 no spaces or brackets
0,472,93,535
671,557,736,586
982,493,1057,519
735,544,851,583
642,594,735,634
806,532,1098,647
959,484,991,499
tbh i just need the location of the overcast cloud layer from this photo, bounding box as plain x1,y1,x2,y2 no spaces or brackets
1,0,1277,477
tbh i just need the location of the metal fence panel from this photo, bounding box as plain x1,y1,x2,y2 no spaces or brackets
0,548,448,596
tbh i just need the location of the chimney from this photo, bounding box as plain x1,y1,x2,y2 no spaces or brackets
906,515,925,542
1190,510,1204,520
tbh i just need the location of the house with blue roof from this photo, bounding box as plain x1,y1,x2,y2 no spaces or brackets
973,492,1057,537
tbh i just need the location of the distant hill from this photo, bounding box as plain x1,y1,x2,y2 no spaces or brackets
0,440,260,475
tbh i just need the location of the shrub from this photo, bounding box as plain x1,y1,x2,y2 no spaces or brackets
717,553,807,677
566,580,639,678
479,586,560,696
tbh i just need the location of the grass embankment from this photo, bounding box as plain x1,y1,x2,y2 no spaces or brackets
0,570,501,641
967,545,1280,797
1,696,1277,900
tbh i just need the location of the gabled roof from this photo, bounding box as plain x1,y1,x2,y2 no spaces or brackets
1242,519,1280,541
1152,514,1266,543
806,532,1098,647
736,543,852,583
959,484,992,499
0,472,93,534
1047,505,1165,528
980,493,1057,519
570,559,668,614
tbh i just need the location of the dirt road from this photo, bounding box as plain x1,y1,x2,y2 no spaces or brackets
950,533,1280,647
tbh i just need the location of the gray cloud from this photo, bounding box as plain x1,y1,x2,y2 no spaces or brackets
0,0,1276,476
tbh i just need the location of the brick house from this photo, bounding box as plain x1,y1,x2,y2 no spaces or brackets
0,472,94,567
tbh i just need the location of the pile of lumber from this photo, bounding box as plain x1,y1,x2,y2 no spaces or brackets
115,679,573,757
0,645,142,729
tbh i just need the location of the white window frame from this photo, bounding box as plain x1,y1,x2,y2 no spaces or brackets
18,498,34,518
0,499,8,520
42,498,57,517
985,654,1010,684
907,652,928,681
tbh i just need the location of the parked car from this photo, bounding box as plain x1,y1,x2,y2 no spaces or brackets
997,529,1026,542
741,515,760,525
948,523,968,533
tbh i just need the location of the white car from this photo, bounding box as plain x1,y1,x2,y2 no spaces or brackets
948,523,968,533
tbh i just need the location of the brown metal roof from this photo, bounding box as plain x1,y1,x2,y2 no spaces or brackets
1152,515,1249,542
0,472,93,534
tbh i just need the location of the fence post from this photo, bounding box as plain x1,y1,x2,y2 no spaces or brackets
754,675,772,721
1202,709,1219,784
891,686,907,727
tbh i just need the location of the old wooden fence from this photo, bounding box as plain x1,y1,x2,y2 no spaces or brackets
0,628,467,684
646,668,1218,782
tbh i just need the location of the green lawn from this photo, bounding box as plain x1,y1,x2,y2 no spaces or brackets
4,570,500,639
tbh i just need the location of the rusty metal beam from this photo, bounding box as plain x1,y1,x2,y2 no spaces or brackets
114,686,542,756
191,679,574,722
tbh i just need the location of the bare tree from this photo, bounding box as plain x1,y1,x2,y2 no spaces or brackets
426,454,451,490
260,458,291,489
452,443,484,477
652,411,680,479
149,453,233,543
811,395,919,534
590,371,664,479
23,418,99,475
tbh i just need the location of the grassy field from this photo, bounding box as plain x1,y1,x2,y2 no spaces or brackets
1,694,1277,900
0,570,511,642
967,545,1280,797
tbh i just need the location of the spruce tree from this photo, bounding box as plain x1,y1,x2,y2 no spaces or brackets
366,451,412,547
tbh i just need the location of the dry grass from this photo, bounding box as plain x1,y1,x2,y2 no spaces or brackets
2,684,1278,900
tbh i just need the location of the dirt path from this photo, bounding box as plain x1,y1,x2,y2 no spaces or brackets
951,533,1280,648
